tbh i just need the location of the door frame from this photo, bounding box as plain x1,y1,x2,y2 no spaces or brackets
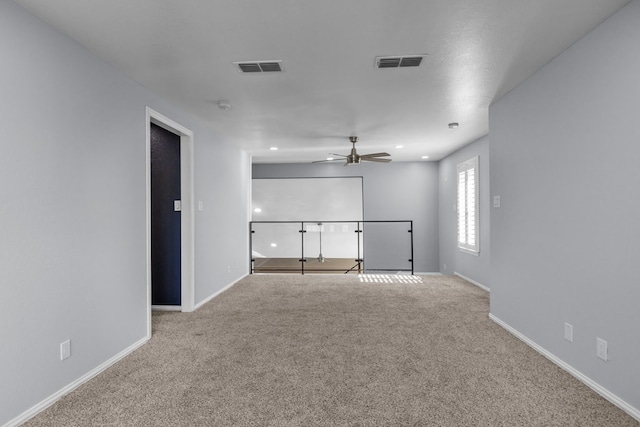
145,107,195,337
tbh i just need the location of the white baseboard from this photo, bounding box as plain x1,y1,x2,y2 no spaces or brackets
193,273,248,311
454,272,490,292
4,336,149,427
151,305,182,312
489,313,640,423
415,272,444,276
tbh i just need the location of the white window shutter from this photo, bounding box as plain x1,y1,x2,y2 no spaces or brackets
457,157,479,254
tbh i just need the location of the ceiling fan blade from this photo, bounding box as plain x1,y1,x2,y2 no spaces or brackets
362,157,392,163
329,153,348,157
312,158,343,163
360,152,390,158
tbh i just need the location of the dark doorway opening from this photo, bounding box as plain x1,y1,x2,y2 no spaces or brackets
151,123,182,306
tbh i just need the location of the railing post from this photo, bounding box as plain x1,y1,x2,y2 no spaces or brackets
356,221,362,273
409,220,414,275
249,222,254,274
299,221,306,275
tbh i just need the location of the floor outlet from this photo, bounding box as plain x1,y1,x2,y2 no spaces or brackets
564,323,573,342
596,338,608,361
60,340,71,361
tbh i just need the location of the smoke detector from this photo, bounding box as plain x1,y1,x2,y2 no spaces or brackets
216,100,232,110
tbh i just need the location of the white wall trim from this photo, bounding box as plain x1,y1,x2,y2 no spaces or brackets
454,272,490,292
415,272,444,276
193,274,249,311
179,127,195,313
151,305,182,312
3,337,148,427
489,313,640,423
146,107,196,330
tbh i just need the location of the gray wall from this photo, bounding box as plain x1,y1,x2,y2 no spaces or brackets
253,162,440,273
438,136,491,287
0,2,250,425
490,0,640,412
194,136,251,303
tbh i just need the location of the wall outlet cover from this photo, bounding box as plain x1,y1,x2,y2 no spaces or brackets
596,338,608,361
60,340,71,361
564,323,573,342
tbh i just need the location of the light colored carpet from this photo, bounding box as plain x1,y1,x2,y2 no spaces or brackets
25,274,638,426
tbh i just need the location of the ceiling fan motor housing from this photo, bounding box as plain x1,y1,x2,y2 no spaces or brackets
348,137,361,163
346,155,361,164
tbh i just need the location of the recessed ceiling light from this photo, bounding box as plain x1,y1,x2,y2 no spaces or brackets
448,122,459,129
395,145,404,149
421,155,430,159
254,208,262,213
269,147,278,151
326,157,334,161
270,243,278,247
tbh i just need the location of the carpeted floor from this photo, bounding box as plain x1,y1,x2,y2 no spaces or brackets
25,274,638,426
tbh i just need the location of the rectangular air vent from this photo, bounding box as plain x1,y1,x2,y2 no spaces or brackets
235,61,283,73
375,55,426,69
378,58,402,68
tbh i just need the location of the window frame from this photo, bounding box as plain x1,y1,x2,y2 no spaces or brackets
457,156,479,255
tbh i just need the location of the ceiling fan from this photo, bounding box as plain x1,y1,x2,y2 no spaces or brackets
313,136,391,165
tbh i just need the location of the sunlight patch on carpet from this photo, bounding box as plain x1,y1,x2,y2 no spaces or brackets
358,274,423,284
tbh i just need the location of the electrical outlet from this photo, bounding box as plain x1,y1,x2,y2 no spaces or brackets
443,263,447,270
227,265,231,273
564,323,573,342
60,340,71,361
493,196,501,208
596,338,608,361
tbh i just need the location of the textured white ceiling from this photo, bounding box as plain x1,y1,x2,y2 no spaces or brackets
15,0,631,163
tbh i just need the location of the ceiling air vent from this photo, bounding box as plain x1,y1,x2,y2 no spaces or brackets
375,55,426,69
235,61,283,73
377,58,402,68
